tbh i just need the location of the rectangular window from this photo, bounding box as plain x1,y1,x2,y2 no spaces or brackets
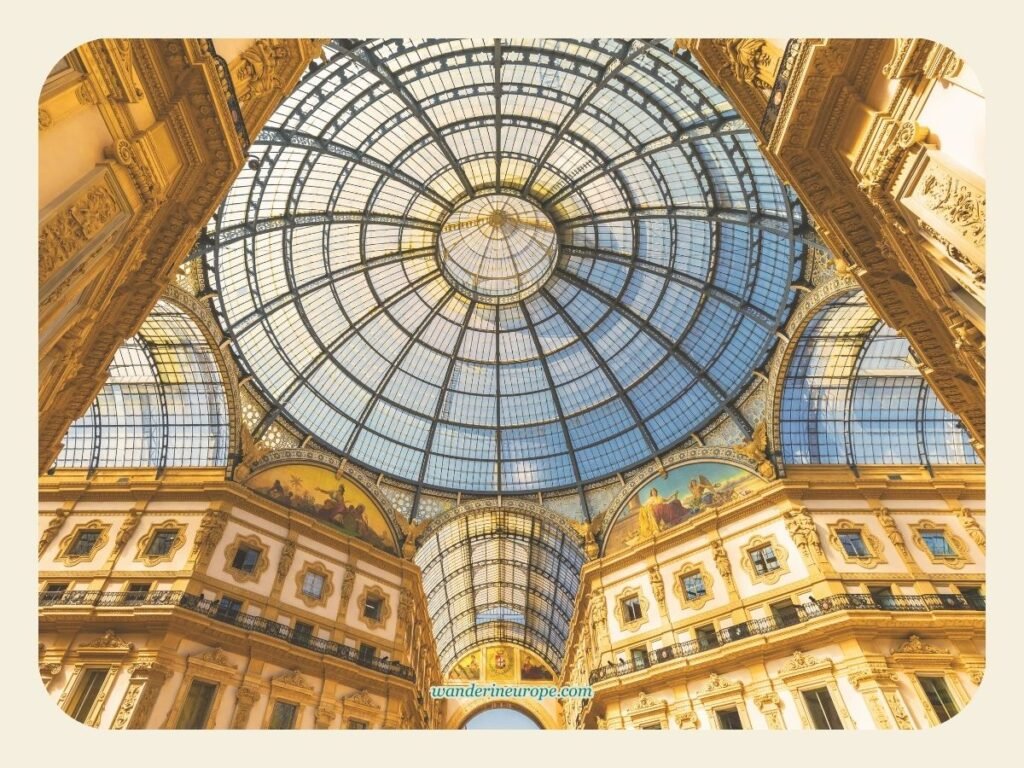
621,596,643,622
176,679,218,729
124,582,152,603
869,586,895,609
640,723,662,729
959,586,986,610
302,571,325,600
749,544,780,575
630,646,649,668
66,668,109,724
69,530,100,556
918,676,960,723
358,643,376,662
921,531,956,558
716,707,743,730
363,596,383,621
42,582,69,598
682,572,706,601
348,719,368,730
695,623,718,651
293,621,314,646
269,700,299,729
146,529,179,557
803,687,844,729
216,596,243,620
231,546,261,572
771,599,800,628
837,530,870,557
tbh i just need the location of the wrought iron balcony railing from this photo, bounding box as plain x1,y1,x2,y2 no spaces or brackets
39,590,415,682
589,591,985,684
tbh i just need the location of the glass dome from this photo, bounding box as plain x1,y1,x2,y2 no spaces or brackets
203,38,806,494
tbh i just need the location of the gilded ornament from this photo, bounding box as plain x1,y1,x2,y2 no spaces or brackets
732,421,775,479
276,540,296,585
890,634,942,655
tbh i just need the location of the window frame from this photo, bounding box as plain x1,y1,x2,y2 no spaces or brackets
56,521,110,566
268,699,300,730
356,585,392,630
295,561,334,608
136,521,187,566
61,666,113,726
672,561,714,611
612,586,650,633
740,534,790,586
827,519,885,569
223,533,269,583
911,520,971,569
802,686,845,730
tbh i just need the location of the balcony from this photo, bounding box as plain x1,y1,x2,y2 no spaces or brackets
38,590,415,682
589,591,984,684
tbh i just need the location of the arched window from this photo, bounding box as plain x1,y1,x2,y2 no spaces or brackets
779,290,978,467
55,301,230,470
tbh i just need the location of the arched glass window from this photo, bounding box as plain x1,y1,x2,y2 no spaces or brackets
780,291,978,467
55,301,230,470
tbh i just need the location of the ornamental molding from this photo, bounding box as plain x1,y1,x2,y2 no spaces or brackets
739,533,790,586
910,519,972,570
133,520,187,566
890,634,945,656
778,650,830,679
356,584,392,630
294,559,335,608
671,561,715,611
341,689,381,710
674,710,700,729
56,520,110,567
697,673,743,699
612,585,650,634
627,691,667,714
190,647,238,669
272,669,313,690
81,629,134,652
223,532,270,583
827,519,886,569
39,175,128,286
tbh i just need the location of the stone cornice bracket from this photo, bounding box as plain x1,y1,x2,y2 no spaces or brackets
884,39,964,81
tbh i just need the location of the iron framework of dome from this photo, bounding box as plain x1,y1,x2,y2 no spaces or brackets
199,38,808,496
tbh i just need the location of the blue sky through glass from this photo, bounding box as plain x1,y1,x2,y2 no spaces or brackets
462,708,540,730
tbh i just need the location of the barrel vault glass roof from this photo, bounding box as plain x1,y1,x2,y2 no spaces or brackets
201,38,807,495
414,507,585,672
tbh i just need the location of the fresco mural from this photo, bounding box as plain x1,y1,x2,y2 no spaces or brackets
449,651,481,681
246,463,398,555
520,650,554,681
447,645,555,684
604,461,766,555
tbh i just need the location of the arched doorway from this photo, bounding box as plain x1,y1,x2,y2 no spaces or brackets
460,703,544,730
